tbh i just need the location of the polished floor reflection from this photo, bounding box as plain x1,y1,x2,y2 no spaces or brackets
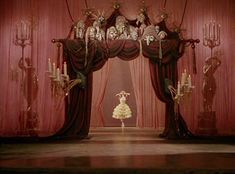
1,127,235,174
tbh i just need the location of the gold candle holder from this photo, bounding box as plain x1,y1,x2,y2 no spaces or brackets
203,21,221,57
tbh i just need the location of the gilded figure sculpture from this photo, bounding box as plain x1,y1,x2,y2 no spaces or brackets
202,56,221,112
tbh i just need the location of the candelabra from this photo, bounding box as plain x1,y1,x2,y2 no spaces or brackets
168,70,194,112
196,21,221,136
14,20,38,136
48,40,83,96
47,59,82,96
203,21,221,57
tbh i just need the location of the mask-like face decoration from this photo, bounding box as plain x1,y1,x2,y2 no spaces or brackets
76,21,85,39
155,25,160,34
107,27,118,40
115,16,128,34
97,16,105,26
130,27,138,40
89,27,96,40
116,23,126,34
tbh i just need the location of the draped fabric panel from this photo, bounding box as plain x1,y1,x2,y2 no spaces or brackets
90,61,111,127
107,40,140,60
149,59,192,138
53,73,93,138
129,56,165,128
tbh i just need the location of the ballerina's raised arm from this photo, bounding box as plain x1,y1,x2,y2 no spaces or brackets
115,90,130,98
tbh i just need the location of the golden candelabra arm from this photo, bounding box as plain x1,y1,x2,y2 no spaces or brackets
167,70,195,112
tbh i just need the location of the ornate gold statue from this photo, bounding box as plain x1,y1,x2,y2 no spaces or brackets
202,56,221,112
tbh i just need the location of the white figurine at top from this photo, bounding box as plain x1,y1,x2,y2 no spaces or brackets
85,11,106,42
112,90,132,128
141,25,167,45
106,26,118,40
74,20,85,39
136,12,147,36
115,16,131,39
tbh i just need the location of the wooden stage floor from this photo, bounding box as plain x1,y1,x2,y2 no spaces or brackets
1,127,235,174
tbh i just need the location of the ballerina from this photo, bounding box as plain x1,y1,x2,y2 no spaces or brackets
112,91,132,129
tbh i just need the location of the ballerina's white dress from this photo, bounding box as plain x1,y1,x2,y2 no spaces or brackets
112,91,132,122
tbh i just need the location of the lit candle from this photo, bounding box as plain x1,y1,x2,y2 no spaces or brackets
48,58,52,73
209,22,211,39
63,62,67,76
177,81,181,95
212,23,215,40
56,68,60,81
26,23,30,40
23,22,26,33
218,24,221,42
202,26,205,39
205,24,208,39
188,75,191,88
52,62,56,77
21,21,27,39
18,24,21,39
181,69,187,86
20,21,23,39
28,24,32,40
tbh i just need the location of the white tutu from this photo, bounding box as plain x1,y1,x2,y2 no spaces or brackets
112,96,132,120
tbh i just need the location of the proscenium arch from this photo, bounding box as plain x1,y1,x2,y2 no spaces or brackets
51,18,195,139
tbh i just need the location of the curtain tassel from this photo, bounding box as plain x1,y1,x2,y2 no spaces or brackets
191,43,197,74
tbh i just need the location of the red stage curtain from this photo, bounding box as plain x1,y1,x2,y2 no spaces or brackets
149,60,192,138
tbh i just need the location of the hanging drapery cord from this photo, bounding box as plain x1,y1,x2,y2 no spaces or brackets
84,0,88,8
159,0,169,21
65,0,75,23
83,0,94,17
179,0,188,29
178,0,197,74
163,0,167,9
65,0,76,39
84,0,90,67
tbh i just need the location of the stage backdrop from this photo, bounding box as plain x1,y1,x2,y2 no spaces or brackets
0,0,234,136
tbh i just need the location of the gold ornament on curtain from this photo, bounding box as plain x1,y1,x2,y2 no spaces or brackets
112,0,120,10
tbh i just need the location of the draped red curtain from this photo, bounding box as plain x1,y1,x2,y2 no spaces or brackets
129,56,165,129
149,60,192,138
90,61,111,127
